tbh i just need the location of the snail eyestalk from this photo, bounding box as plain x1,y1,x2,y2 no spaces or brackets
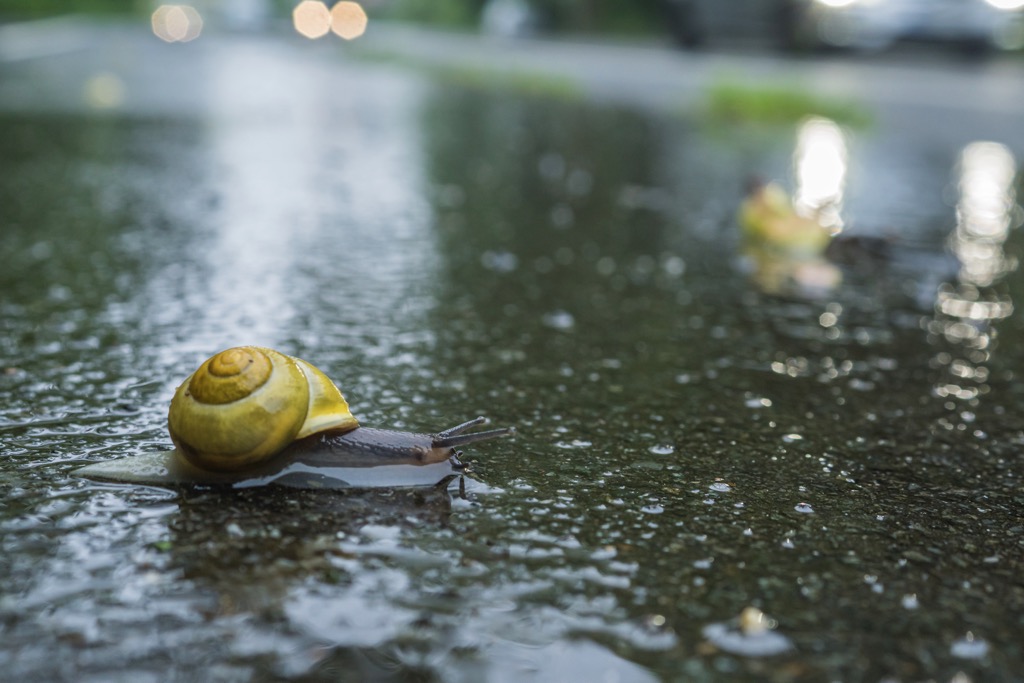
437,416,490,438
432,418,515,449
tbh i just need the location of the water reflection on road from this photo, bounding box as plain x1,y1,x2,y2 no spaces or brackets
930,141,1018,403
141,36,436,370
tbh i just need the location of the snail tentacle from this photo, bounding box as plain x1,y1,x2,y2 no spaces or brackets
436,416,489,438
432,425,514,449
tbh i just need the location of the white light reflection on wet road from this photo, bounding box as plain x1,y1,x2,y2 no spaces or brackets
143,36,432,360
930,141,1018,402
793,116,848,235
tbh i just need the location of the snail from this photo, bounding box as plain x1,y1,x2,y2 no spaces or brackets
739,178,894,264
76,346,512,489
738,179,833,256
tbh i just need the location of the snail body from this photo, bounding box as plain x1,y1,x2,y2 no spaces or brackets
76,346,512,489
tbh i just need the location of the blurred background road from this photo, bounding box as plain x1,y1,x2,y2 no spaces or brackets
362,20,1024,117
2,6,1024,108
3,4,1024,127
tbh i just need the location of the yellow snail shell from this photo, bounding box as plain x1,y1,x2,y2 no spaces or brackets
167,346,359,472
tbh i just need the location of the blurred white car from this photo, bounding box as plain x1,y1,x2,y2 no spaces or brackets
789,0,1024,52
668,0,1024,53
480,0,539,38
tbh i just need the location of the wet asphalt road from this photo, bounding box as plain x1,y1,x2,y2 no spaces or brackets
3,15,1024,683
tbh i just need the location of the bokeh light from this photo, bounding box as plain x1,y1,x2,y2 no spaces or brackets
930,141,1018,401
793,117,848,233
952,141,1017,288
293,0,332,39
330,2,369,40
986,0,1024,10
83,72,126,109
151,5,203,43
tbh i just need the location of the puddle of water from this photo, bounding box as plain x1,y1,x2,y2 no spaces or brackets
2,22,1024,682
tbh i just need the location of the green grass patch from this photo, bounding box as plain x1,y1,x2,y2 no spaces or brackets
431,63,582,99
0,0,146,19
352,47,583,100
703,79,871,128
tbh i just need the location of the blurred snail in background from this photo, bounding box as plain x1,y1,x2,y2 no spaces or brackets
76,346,513,489
737,178,902,298
739,178,894,263
738,179,832,256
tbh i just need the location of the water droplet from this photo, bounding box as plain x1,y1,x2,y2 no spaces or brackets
596,257,616,276
782,434,804,443
642,504,664,515
480,250,518,273
745,397,772,408
951,632,990,660
645,614,667,628
702,607,793,657
542,310,575,331
649,444,674,455
709,481,732,493
848,378,875,392
555,439,592,449
538,152,565,180
739,607,774,634
360,524,401,543
794,503,814,514
901,594,919,610
663,255,686,277
550,203,574,229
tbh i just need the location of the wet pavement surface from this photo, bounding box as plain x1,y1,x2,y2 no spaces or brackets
1,18,1024,682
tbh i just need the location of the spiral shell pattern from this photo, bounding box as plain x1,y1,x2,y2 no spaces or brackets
167,346,358,471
